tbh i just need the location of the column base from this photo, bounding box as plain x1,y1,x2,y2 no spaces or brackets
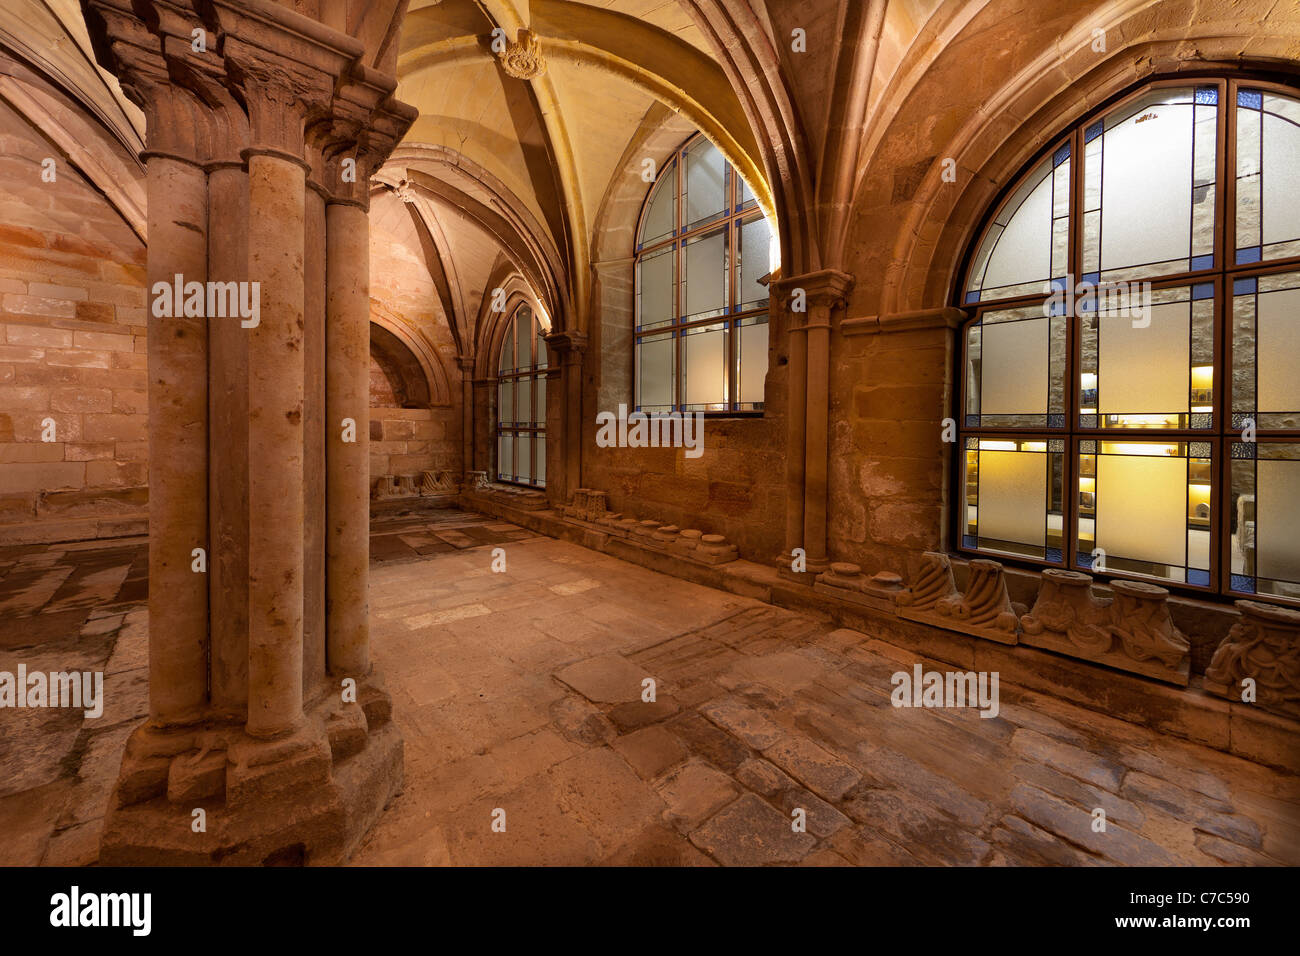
99,671,402,865
775,551,831,584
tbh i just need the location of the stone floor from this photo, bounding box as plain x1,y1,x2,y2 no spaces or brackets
352,521,1300,867
2,507,1298,866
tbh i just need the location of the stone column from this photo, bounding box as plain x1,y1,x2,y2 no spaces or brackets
206,139,251,717
459,355,475,480
86,0,415,866
545,330,587,504
773,271,853,577
779,289,807,568
303,158,329,695
140,85,212,724
244,147,308,737
325,197,372,678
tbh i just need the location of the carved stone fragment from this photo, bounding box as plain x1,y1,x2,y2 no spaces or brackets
896,553,1018,645
1020,569,1189,684
1205,600,1300,719
814,562,904,612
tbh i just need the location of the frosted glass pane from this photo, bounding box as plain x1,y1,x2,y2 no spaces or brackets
534,374,546,427
685,139,725,227
498,329,514,372
536,334,548,368
739,321,768,404
1263,100,1300,246
1100,100,1194,272
1096,453,1186,566
498,379,514,424
638,247,675,328
498,433,512,479
981,318,1048,415
516,375,531,424
685,326,727,406
1098,302,1189,413
516,434,530,482
641,167,676,246
684,229,726,318
637,335,674,408
1257,459,1300,582
516,309,532,367
536,432,546,486
980,451,1046,547
982,170,1052,291
738,216,773,306
739,175,756,206
1258,287,1300,411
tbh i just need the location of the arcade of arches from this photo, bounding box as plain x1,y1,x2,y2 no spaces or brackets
0,0,1298,867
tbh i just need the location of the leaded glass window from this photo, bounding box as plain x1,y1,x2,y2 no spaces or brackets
957,78,1300,603
496,304,547,487
634,133,776,413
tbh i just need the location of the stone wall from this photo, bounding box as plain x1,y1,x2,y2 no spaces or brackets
369,406,459,480
0,99,148,545
828,325,953,580
580,281,788,561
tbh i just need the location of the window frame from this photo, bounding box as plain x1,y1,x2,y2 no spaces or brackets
495,302,548,489
951,74,1300,606
632,132,772,416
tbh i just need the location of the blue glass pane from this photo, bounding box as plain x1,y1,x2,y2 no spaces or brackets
1195,86,1219,105
1231,574,1256,594
1188,569,1211,587
1085,121,1104,143
1190,254,1214,271
1233,277,1258,296
1053,142,1071,167
1237,90,1263,110
1236,246,1262,264
1192,283,1214,300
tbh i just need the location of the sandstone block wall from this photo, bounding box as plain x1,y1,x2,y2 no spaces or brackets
828,326,952,580
0,99,148,545
369,406,460,479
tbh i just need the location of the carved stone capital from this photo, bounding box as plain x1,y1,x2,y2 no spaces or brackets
770,269,855,331
1205,600,1300,719
544,330,587,356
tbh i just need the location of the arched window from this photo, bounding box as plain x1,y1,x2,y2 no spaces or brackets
634,133,776,413
496,304,548,487
957,78,1300,605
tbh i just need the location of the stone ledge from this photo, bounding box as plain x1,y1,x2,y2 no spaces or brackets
459,490,1299,773
840,306,965,335
0,513,148,546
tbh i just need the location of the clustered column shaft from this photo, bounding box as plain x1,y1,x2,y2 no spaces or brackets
325,199,373,679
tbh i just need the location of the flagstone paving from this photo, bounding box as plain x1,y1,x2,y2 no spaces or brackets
2,508,1297,866
351,527,1300,867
